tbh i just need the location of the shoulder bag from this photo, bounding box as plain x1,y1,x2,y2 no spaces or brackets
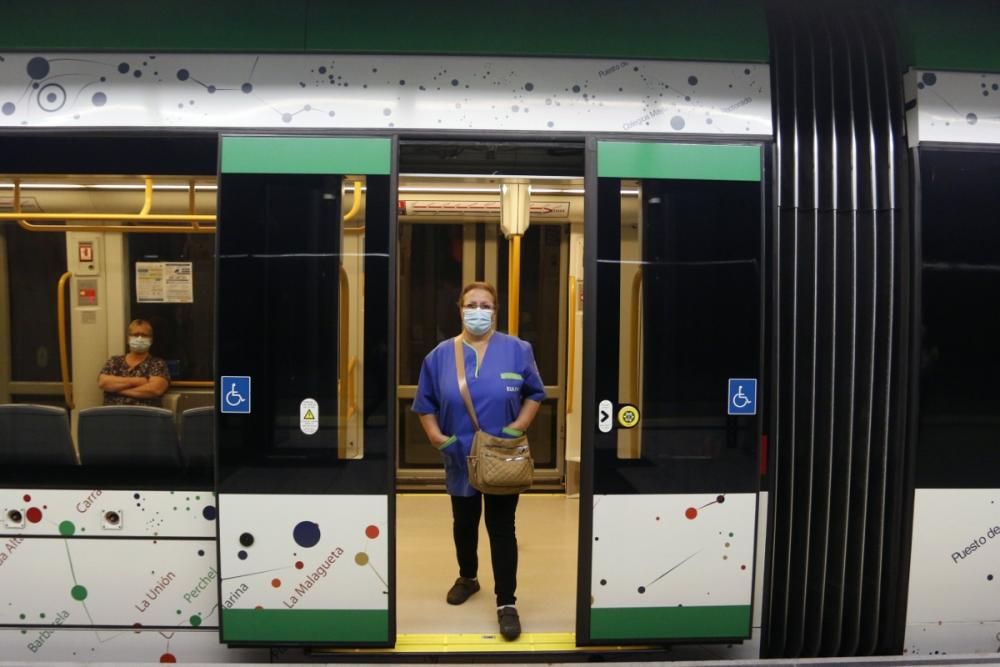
454,336,533,495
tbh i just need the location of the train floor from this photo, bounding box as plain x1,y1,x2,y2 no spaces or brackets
396,493,579,636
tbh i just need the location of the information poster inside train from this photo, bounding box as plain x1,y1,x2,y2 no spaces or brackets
135,261,194,303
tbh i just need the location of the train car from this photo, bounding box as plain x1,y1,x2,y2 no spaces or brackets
0,1,998,662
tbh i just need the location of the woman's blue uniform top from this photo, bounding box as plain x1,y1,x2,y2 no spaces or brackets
412,332,546,496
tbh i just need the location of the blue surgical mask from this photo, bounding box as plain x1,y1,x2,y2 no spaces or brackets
462,308,493,336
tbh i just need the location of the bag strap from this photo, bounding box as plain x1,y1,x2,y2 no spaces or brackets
454,336,481,431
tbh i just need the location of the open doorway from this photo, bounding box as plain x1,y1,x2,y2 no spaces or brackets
394,140,584,639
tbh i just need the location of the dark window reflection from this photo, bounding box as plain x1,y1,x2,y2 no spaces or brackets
399,224,463,385
7,225,68,383
128,234,214,380
917,149,1000,487
595,177,762,495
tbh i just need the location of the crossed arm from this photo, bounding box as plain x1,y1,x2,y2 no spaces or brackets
98,374,169,399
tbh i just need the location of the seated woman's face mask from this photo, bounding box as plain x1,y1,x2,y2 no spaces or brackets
129,335,152,352
462,309,493,335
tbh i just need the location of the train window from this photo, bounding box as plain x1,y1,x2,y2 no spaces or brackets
398,223,464,385
496,223,564,382
595,175,762,494
6,223,69,385
127,234,214,380
217,172,392,494
0,174,216,489
917,149,1000,487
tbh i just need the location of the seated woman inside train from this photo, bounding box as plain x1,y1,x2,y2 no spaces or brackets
97,319,171,407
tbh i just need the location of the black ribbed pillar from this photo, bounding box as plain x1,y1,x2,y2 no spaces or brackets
762,3,913,658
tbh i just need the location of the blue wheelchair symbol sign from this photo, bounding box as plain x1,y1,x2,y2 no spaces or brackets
221,376,251,414
728,378,757,416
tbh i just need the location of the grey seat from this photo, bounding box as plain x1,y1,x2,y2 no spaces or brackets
179,406,214,468
78,405,180,467
0,404,77,465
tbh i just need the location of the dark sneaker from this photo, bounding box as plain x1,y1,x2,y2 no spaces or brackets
446,577,480,605
497,606,521,640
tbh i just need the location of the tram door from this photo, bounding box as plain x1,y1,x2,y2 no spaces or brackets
215,136,395,646
396,179,572,487
579,141,764,644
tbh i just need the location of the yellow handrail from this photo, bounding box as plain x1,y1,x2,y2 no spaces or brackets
347,357,358,418
338,265,349,457
567,275,576,415
630,270,643,401
6,179,216,234
343,180,363,222
508,235,522,336
57,271,74,410
171,380,214,389
139,177,153,216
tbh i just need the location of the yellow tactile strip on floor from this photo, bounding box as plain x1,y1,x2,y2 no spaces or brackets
320,631,579,653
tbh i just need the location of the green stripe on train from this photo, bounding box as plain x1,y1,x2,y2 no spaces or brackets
597,142,761,181
590,605,751,640
222,608,388,643
221,136,391,174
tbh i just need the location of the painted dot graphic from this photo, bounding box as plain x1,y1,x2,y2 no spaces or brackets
22,494,31,502
717,495,726,503
741,565,747,570
71,585,88,601
355,552,369,566
967,113,978,125
118,62,130,74
237,550,247,560
525,82,534,91
637,586,646,594
685,507,698,520
189,614,202,627
572,85,581,93
600,579,607,585
293,521,321,548
688,75,699,86
921,72,937,86
202,505,217,520
989,574,994,581
241,82,253,93
197,550,205,557
26,507,42,523
27,57,50,80
365,525,380,539
176,69,189,81
295,561,304,569
92,92,107,107
160,654,176,663
59,521,75,536
670,116,686,130
271,578,281,588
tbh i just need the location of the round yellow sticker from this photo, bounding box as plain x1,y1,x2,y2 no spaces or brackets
617,404,640,429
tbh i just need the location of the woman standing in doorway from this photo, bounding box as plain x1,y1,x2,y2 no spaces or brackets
412,281,545,640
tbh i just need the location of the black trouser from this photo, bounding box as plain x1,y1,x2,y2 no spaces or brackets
451,493,519,606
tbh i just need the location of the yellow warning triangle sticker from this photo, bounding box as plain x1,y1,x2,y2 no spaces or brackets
304,409,315,420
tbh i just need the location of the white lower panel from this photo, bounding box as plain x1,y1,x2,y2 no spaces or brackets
0,538,218,627
905,488,1000,653
0,488,216,537
906,621,1000,656
591,493,756,608
218,494,388,611
0,627,266,662
906,488,1000,624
